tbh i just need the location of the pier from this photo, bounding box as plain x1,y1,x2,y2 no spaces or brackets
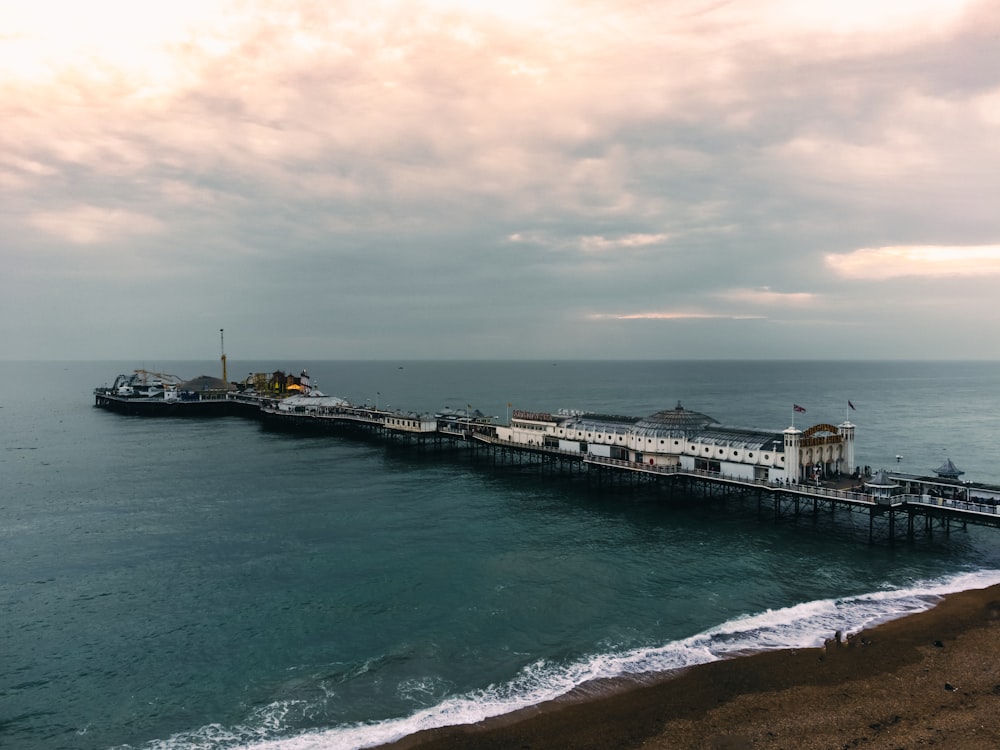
467,434,1000,544
94,371,1000,545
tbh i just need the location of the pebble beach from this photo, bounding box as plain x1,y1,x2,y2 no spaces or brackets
382,583,1000,750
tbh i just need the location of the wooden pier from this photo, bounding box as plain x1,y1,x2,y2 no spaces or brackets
462,434,1000,544
94,387,1000,545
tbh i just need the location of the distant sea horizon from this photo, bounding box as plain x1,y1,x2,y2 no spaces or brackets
7,357,1000,362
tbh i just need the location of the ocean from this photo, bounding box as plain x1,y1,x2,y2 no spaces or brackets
3,360,1000,750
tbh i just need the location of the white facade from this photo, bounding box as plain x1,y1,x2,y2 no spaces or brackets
276,394,351,413
783,422,856,483
385,413,438,434
495,406,856,484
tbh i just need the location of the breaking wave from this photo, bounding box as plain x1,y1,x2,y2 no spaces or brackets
121,569,1000,750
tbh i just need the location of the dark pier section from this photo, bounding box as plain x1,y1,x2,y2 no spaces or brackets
93,391,258,417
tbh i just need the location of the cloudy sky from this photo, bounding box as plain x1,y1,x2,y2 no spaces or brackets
2,0,998,360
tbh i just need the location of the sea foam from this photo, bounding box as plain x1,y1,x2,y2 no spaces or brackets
133,570,1000,750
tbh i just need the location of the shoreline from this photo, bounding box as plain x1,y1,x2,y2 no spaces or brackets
377,583,1000,750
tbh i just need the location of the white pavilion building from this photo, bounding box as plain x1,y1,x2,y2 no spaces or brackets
494,402,856,483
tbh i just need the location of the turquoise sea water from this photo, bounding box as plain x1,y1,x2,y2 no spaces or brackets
3,360,1000,750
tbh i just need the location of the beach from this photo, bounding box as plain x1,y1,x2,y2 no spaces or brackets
381,583,1000,750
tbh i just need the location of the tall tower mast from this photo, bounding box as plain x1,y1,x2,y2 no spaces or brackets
220,328,227,382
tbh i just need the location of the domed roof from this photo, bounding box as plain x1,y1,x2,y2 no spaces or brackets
634,401,718,433
933,457,964,478
864,470,898,489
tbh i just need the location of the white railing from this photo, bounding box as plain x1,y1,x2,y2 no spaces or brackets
582,455,876,505
260,405,385,425
477,435,591,458
906,495,1000,516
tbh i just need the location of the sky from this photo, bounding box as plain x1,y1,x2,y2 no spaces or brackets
2,0,999,361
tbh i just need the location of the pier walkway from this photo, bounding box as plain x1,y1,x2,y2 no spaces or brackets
468,433,1000,543
246,407,1000,543
584,455,1000,542
94,385,1000,544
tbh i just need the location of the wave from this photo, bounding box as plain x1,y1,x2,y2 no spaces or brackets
122,569,1000,750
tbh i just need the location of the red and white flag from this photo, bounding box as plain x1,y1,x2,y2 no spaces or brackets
793,404,806,413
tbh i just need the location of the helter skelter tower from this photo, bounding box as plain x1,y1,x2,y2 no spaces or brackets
220,328,227,383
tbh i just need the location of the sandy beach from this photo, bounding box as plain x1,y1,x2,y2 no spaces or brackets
380,583,1000,750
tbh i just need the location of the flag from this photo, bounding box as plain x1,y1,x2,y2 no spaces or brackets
848,400,856,411
793,404,806,413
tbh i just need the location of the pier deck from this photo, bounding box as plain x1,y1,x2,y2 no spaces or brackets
467,433,1000,543
94,386,1000,544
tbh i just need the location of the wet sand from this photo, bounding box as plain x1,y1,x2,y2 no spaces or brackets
380,583,1000,750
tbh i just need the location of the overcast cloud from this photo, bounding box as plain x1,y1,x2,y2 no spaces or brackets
2,0,998,360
